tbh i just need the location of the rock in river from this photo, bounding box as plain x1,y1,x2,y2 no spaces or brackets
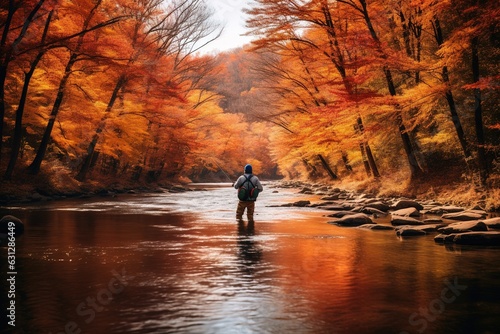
396,227,427,237
393,200,424,211
357,224,394,231
327,211,358,218
482,217,500,229
365,201,390,212
361,207,389,216
442,211,487,221
391,207,420,217
426,205,465,214
437,221,488,234
434,234,448,243
452,231,500,246
292,200,311,207
395,224,443,237
391,216,424,226
329,213,373,227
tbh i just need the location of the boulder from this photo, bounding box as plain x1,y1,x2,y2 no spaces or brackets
442,211,487,221
391,216,424,226
482,217,500,229
452,232,500,246
357,224,394,231
434,234,447,243
426,205,465,214
271,200,313,208
168,186,186,193
321,195,339,201
468,209,488,216
361,207,389,216
395,224,442,237
308,201,333,208
424,218,443,223
329,213,373,227
396,228,427,237
444,234,458,243
391,207,420,217
0,215,24,236
396,224,443,232
299,187,313,194
439,205,466,212
366,201,390,212
323,204,355,211
327,211,358,218
437,221,488,234
393,200,424,211
292,200,311,207
434,233,461,244
350,206,364,213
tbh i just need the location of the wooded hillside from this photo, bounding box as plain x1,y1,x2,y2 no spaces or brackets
241,0,499,203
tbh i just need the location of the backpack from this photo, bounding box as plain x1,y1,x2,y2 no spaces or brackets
237,175,260,201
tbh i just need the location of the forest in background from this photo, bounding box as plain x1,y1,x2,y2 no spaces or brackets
0,0,498,208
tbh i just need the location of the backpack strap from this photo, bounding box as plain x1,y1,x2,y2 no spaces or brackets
243,174,255,188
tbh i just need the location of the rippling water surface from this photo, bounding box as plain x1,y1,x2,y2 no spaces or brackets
1,183,500,333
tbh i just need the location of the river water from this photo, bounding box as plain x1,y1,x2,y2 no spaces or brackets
1,183,499,334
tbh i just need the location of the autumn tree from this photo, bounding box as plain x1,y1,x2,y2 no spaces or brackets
75,0,223,181
245,0,380,178
0,0,46,163
3,8,53,180
446,0,499,184
244,0,498,185
24,0,124,174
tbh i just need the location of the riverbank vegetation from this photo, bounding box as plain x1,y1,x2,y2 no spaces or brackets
0,0,498,209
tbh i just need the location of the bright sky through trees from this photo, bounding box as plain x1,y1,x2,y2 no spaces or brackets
202,0,253,53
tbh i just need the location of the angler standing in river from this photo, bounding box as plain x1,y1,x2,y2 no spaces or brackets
233,164,264,222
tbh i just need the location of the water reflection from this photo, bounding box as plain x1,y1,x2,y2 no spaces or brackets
237,220,263,271
1,186,500,333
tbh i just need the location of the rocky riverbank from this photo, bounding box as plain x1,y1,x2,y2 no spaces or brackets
269,181,500,247
0,182,202,206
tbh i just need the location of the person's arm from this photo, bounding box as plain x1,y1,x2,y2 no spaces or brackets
234,176,244,189
254,177,263,191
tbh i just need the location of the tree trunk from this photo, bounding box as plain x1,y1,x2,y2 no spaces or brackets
0,0,17,162
0,64,7,162
4,10,53,179
386,68,424,178
302,158,319,178
28,1,101,174
317,154,338,180
76,74,127,181
358,0,424,178
341,151,353,172
27,53,77,174
361,146,372,177
471,36,488,184
0,0,45,162
356,117,379,177
4,69,36,178
432,17,472,161
365,143,379,178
